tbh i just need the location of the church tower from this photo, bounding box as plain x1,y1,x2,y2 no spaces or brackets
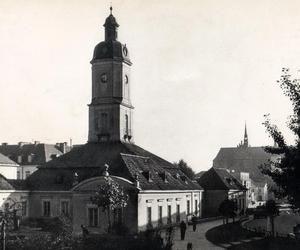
88,7,133,143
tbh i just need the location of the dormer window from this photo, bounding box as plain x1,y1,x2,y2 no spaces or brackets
143,171,153,182
160,171,168,183
174,173,180,179
28,154,34,163
180,175,188,184
17,155,22,164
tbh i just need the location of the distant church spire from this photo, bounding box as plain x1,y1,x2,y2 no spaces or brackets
243,123,248,147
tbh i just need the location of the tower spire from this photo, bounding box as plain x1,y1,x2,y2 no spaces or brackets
244,122,248,147
110,4,112,15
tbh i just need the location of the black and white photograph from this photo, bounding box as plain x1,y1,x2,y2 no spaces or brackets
0,0,300,249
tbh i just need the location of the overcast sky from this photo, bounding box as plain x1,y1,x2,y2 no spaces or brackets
0,0,299,172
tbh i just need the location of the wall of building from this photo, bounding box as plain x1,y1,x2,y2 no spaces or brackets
17,165,38,180
203,190,228,217
28,191,72,218
0,165,18,179
137,190,202,231
72,191,137,235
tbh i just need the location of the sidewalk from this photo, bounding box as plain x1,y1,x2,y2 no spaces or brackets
172,219,225,250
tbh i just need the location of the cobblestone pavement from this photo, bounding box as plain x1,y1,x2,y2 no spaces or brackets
172,219,225,250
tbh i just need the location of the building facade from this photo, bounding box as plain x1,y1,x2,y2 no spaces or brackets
0,141,70,179
198,167,247,217
0,8,203,234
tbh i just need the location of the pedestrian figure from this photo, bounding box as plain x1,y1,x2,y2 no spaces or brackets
187,242,193,250
180,220,187,240
81,224,89,240
192,215,197,232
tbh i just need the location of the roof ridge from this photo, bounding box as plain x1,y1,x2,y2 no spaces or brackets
120,153,150,159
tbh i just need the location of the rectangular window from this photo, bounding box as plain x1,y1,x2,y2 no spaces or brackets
61,201,69,216
187,200,190,215
158,205,163,225
167,205,172,224
17,171,20,180
113,208,123,225
88,208,98,227
176,204,180,222
195,200,198,215
147,207,152,225
21,201,27,216
25,171,30,179
43,201,51,217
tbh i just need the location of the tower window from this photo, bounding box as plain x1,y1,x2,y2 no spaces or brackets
125,114,129,134
96,113,108,131
124,75,128,84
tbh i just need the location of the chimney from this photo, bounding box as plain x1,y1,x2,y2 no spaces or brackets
1,143,8,146
34,141,40,145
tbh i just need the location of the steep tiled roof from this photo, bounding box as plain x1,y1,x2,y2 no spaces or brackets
26,142,202,191
198,167,246,191
0,153,18,166
0,174,15,190
213,146,271,183
0,143,69,165
121,154,201,190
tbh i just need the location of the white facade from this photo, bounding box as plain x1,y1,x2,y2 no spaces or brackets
138,190,202,231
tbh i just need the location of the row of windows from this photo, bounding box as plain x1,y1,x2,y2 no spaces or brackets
147,200,199,226
42,200,70,217
17,170,31,180
87,207,123,227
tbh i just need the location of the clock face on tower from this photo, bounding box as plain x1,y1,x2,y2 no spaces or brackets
100,73,108,83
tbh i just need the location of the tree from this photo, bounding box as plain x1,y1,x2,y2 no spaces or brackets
174,159,196,180
265,200,279,237
218,199,237,224
90,177,129,233
261,68,300,208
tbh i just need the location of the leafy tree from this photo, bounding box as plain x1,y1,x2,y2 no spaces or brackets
218,199,237,224
174,159,196,180
261,68,300,208
90,177,129,232
265,199,279,237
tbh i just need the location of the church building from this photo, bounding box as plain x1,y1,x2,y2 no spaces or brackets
0,8,203,234
213,125,272,207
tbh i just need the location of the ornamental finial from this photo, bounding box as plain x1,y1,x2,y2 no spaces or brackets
110,4,113,15
103,163,110,176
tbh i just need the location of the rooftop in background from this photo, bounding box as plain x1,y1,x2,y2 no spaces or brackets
0,152,18,166
198,167,246,191
26,142,202,191
213,146,272,183
0,141,71,166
